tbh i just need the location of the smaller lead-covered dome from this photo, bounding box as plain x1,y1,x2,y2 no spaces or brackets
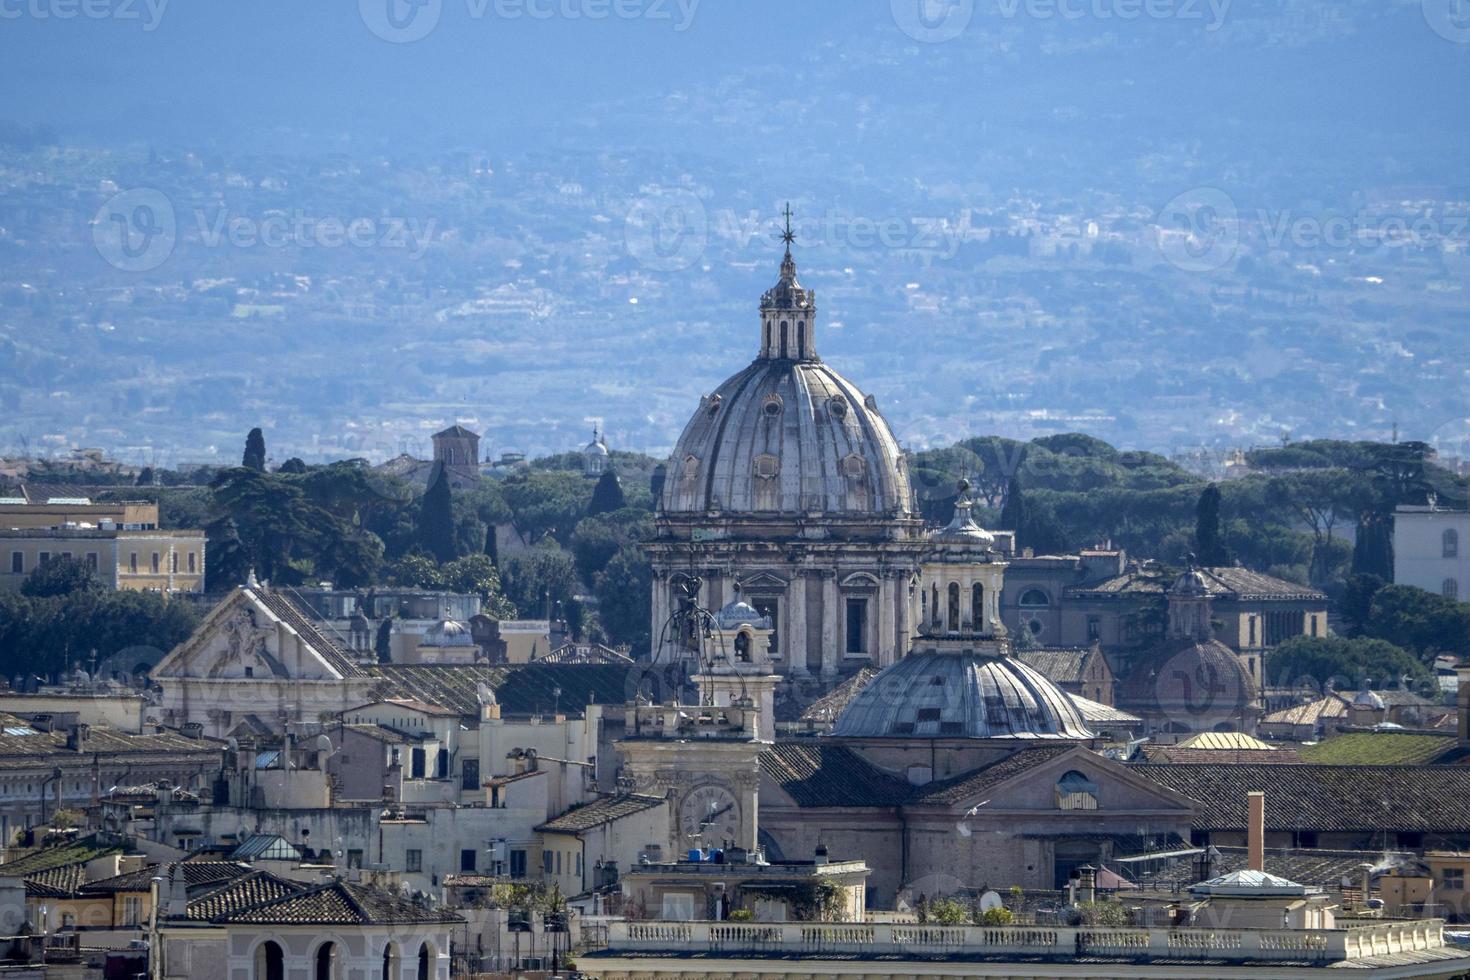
830,645,1093,740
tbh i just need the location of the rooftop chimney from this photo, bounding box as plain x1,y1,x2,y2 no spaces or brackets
1247,791,1265,872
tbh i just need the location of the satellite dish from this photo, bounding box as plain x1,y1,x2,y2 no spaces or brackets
979,890,1003,913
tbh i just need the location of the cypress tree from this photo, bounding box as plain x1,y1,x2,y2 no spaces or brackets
1000,475,1026,539
484,523,500,568
589,469,627,516
1195,483,1230,566
419,463,457,563
242,428,267,471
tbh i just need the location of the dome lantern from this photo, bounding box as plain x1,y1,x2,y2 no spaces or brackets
758,204,818,362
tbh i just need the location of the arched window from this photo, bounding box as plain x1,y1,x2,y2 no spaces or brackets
931,584,940,628
1019,588,1050,608
735,631,751,663
382,943,400,980
315,941,337,980
1445,578,1460,601
417,942,433,980
1446,529,1460,559
779,321,789,357
947,583,961,633
971,583,984,631
255,941,285,980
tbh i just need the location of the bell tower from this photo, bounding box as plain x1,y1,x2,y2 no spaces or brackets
692,583,782,739
758,204,818,362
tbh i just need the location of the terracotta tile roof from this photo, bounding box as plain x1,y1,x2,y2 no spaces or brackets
1262,695,1349,727
366,662,641,717
536,643,634,666
908,746,1076,806
183,870,304,922
537,795,665,834
0,836,123,877
759,742,913,808
1139,746,1303,764
81,860,251,895
213,879,463,926
256,590,365,678
1070,566,1326,601
785,669,880,725
23,863,86,898
1017,649,1093,684
0,727,222,770
1133,763,1470,832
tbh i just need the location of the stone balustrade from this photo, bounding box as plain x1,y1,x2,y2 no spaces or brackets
611,918,1448,965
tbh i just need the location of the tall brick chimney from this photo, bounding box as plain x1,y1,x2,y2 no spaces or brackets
1247,791,1265,873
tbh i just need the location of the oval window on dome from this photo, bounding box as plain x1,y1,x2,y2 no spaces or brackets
762,395,783,418
829,397,848,421
754,454,781,480
681,455,701,482
842,454,866,481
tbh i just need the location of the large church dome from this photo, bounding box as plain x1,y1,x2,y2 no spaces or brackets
829,645,1095,740
661,234,912,517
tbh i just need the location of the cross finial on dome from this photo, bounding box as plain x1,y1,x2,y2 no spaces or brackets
781,202,796,252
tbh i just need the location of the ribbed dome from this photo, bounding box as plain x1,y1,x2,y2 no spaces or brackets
662,359,911,515
1118,637,1255,714
829,645,1094,740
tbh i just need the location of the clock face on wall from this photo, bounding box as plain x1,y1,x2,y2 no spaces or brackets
679,783,740,846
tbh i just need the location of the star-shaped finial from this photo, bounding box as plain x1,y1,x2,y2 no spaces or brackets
781,202,796,248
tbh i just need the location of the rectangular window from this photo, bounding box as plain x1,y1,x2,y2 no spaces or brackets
129,553,137,573
1444,869,1465,891
543,851,554,874
8,553,20,575
411,747,426,779
38,552,50,566
845,598,867,655
1248,617,1257,646
460,848,477,872
151,552,160,574
188,552,197,573
171,552,178,573
347,849,363,869
1086,615,1102,642
406,849,422,872
461,759,480,791
122,896,142,926
510,849,527,879
555,851,562,875
85,553,98,572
